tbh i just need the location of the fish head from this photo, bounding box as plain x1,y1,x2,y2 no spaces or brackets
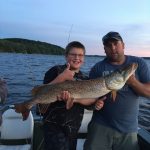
105,63,138,90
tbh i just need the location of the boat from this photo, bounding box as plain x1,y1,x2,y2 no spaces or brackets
0,107,150,150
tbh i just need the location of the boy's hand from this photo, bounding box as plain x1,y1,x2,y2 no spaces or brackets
57,90,74,110
60,63,75,81
57,91,71,102
95,96,106,110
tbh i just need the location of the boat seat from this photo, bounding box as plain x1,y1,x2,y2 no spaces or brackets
77,110,93,150
0,108,34,150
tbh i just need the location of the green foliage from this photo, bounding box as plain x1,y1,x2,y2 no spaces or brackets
0,38,65,55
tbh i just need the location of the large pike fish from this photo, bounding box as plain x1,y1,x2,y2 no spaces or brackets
15,63,138,120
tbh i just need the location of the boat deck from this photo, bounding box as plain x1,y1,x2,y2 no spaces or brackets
0,109,150,150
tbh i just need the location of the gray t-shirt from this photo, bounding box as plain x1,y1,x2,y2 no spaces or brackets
89,55,150,133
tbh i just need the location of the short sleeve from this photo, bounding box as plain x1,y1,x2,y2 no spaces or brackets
137,58,150,83
43,66,58,84
89,66,97,79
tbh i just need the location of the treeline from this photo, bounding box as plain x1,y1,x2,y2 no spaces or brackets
0,38,65,55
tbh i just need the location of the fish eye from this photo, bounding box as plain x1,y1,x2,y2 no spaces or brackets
116,69,122,74
116,76,123,82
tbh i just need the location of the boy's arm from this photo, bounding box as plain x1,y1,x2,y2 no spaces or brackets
73,97,106,106
57,91,106,110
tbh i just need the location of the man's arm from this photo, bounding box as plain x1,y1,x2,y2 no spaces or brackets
127,75,150,98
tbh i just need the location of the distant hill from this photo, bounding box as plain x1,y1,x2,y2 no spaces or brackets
0,38,65,55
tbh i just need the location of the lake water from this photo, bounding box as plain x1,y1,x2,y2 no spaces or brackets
0,53,150,131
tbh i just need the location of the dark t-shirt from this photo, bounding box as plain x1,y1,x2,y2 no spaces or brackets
90,55,150,133
41,64,88,135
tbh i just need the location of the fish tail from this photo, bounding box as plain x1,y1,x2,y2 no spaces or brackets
14,103,30,120
22,111,30,121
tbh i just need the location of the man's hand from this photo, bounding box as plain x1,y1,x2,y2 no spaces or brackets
126,74,150,97
95,97,106,110
126,74,137,85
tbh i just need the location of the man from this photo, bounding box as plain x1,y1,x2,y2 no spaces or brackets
84,31,150,150
39,41,105,150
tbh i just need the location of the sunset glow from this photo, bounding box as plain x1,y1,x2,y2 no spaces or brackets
0,0,150,57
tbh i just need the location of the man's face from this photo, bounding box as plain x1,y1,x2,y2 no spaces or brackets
66,47,85,71
104,39,125,63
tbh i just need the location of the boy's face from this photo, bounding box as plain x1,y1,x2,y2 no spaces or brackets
66,47,85,71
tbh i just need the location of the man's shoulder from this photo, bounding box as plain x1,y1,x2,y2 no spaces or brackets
89,59,106,78
127,55,144,62
126,55,147,68
93,59,106,67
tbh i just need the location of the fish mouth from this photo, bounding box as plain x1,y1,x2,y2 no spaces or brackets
128,63,138,73
132,63,138,70
123,63,138,80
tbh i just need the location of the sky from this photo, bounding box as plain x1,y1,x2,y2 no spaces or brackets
0,0,150,57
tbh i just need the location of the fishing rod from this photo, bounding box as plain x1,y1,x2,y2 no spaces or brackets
67,24,73,43
0,25,74,115
37,24,74,116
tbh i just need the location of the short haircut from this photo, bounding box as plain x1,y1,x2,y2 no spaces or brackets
65,41,85,56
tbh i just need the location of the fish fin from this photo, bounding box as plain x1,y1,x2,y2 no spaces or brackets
14,103,30,120
66,98,74,110
31,85,44,96
37,104,49,114
32,83,55,96
111,91,117,102
22,111,30,121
